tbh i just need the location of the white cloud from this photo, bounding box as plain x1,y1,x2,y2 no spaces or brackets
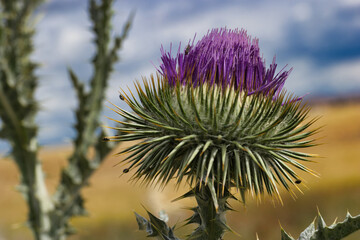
326,59,360,90
284,57,360,95
31,8,94,145
292,2,313,22
283,58,317,95
57,26,91,61
34,9,92,68
35,77,76,144
339,0,360,7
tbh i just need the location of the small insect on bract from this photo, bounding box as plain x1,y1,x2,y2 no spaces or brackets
185,45,191,55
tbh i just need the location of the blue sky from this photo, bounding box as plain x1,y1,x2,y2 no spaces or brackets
1,0,360,151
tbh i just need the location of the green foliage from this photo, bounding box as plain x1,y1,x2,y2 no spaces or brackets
109,75,319,201
135,210,180,240
2,1,359,240
51,1,133,237
281,211,360,240
110,73,321,239
0,0,49,238
137,205,360,240
177,183,235,240
135,182,235,240
0,0,132,239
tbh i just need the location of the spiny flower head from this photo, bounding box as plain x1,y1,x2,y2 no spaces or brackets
108,28,319,201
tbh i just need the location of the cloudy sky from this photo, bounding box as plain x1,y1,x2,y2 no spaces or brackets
1,0,360,151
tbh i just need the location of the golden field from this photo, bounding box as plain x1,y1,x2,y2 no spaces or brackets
1,101,360,240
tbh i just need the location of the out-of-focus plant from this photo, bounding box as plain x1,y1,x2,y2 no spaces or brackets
0,0,132,239
281,211,360,240
108,28,360,240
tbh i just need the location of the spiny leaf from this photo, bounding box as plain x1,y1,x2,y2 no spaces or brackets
134,210,180,240
281,211,360,240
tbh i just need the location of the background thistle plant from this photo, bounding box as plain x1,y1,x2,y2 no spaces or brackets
0,0,132,239
109,28,321,239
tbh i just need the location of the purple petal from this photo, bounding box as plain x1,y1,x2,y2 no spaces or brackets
158,28,293,97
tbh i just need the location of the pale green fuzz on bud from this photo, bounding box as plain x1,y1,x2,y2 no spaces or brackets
108,74,320,201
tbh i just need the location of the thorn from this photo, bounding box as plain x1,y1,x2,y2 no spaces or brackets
331,217,338,226
280,228,294,240
316,207,326,229
278,219,283,228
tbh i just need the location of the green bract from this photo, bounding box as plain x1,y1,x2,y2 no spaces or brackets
108,75,319,200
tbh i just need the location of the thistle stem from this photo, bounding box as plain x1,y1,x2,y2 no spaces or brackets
189,184,230,240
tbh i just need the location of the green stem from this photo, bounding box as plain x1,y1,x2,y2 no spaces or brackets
188,183,230,240
0,1,52,239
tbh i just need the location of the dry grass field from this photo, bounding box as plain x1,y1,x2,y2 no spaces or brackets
1,101,360,240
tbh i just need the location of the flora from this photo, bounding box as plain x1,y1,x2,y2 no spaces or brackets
0,0,359,238
0,0,132,239
109,28,360,239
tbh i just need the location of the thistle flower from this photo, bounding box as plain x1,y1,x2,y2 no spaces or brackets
159,28,291,96
108,28,319,200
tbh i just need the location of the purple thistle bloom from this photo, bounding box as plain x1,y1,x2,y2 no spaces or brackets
159,28,292,95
